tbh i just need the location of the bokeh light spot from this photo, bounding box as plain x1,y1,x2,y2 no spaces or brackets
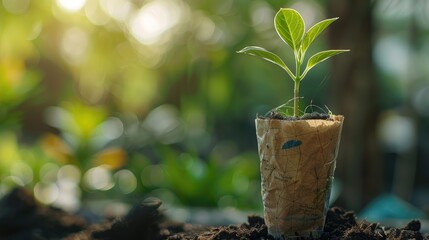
99,0,134,22
57,164,81,185
195,13,216,43
0,176,24,197
143,105,184,144
378,112,416,153
101,117,124,140
129,0,182,45
2,0,29,14
374,36,410,80
114,169,137,194
56,0,86,12
85,0,110,26
11,162,33,185
54,183,81,212
34,182,59,205
61,27,89,65
84,165,114,191
413,86,429,117
250,1,274,30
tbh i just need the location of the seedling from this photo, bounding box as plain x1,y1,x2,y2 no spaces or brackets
238,8,349,117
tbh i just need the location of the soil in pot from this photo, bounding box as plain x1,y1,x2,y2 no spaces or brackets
259,111,332,121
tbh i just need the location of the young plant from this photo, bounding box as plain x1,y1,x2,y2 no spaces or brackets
238,8,349,117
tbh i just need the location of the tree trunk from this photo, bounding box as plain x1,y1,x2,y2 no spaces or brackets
327,0,381,210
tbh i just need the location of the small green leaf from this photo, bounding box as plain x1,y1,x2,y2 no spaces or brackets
304,50,349,74
275,8,305,51
237,46,295,79
302,18,338,55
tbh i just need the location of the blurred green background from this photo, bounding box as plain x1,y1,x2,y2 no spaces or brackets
1,0,429,221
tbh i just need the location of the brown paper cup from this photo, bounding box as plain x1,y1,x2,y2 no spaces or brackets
255,115,344,239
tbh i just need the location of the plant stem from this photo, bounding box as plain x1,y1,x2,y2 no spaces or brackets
294,80,300,117
294,53,302,117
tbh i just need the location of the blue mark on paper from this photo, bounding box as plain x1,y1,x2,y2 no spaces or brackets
282,140,302,150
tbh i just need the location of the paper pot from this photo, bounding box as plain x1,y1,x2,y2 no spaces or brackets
255,115,344,239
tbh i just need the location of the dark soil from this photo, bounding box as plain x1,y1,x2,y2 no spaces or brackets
0,188,428,240
0,188,87,239
260,111,331,121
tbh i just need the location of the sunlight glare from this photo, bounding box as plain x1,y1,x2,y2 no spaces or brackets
56,0,86,12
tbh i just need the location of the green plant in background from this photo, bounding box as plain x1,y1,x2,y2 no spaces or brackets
0,60,40,132
43,101,126,168
0,132,57,196
158,146,261,209
238,8,349,117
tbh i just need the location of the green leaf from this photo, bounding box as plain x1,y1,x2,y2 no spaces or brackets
274,8,305,51
237,46,295,79
303,50,349,77
302,18,338,55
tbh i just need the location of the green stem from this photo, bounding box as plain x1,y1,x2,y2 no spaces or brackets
294,54,302,117
294,80,300,117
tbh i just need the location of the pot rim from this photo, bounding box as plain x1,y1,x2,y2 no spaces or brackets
255,114,344,122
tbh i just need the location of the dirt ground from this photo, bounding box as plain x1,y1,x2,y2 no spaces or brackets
0,188,428,240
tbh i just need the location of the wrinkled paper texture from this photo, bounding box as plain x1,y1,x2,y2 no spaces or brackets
256,116,344,239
